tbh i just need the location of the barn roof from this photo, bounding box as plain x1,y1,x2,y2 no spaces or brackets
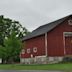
23,15,72,41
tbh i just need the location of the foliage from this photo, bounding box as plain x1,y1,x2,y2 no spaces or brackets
0,31,22,63
0,15,29,46
0,15,29,63
61,57,72,63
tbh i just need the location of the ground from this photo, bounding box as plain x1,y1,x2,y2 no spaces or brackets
0,63,72,71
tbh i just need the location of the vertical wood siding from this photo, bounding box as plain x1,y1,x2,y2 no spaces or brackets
47,17,72,56
21,17,72,58
21,35,45,58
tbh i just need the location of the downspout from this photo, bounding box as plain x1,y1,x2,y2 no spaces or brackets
63,32,66,56
45,33,48,57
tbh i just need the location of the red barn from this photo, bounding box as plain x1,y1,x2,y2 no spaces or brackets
20,15,72,64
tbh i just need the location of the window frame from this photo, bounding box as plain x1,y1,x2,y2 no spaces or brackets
68,19,72,25
21,49,25,54
33,47,37,53
27,48,30,53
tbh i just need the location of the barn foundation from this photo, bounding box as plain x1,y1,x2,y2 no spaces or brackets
20,56,63,64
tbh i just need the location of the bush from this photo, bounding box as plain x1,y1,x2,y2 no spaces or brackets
62,57,72,63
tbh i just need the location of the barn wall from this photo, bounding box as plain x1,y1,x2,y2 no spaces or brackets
21,17,72,60
21,35,45,58
47,17,72,56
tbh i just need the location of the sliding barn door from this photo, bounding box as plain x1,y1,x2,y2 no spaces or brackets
65,36,72,55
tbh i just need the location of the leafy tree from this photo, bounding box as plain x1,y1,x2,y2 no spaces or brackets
0,31,22,63
0,45,9,63
0,15,29,63
0,15,29,46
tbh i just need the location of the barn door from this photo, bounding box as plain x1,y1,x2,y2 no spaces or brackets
65,37,72,55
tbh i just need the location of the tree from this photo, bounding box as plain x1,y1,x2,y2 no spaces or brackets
0,15,29,63
0,15,29,46
0,31,22,63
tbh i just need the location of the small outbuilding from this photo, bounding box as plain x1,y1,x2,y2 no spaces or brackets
20,15,72,64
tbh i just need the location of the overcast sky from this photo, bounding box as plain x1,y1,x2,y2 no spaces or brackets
0,0,72,31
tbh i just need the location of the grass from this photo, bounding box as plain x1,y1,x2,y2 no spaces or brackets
0,63,72,70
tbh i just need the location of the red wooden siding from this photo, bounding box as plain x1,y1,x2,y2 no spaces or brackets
21,35,45,58
47,18,72,56
21,17,72,58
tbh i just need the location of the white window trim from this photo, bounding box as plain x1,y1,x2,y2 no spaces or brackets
68,19,72,25
21,49,25,54
33,47,37,53
27,48,30,53
64,32,72,37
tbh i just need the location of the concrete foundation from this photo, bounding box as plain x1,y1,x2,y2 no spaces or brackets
20,56,63,64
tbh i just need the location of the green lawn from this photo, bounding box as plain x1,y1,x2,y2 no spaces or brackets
0,63,72,70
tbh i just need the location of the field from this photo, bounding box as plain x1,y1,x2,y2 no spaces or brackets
0,63,72,71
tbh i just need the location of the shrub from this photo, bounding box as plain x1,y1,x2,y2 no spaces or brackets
62,57,72,63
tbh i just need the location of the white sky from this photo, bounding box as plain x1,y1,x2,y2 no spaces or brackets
0,0,72,31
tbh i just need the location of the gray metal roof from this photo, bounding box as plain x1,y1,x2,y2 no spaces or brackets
23,15,71,41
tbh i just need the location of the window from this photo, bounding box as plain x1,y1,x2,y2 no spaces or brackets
64,32,72,37
33,47,37,53
68,19,72,25
27,48,30,53
21,49,25,54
